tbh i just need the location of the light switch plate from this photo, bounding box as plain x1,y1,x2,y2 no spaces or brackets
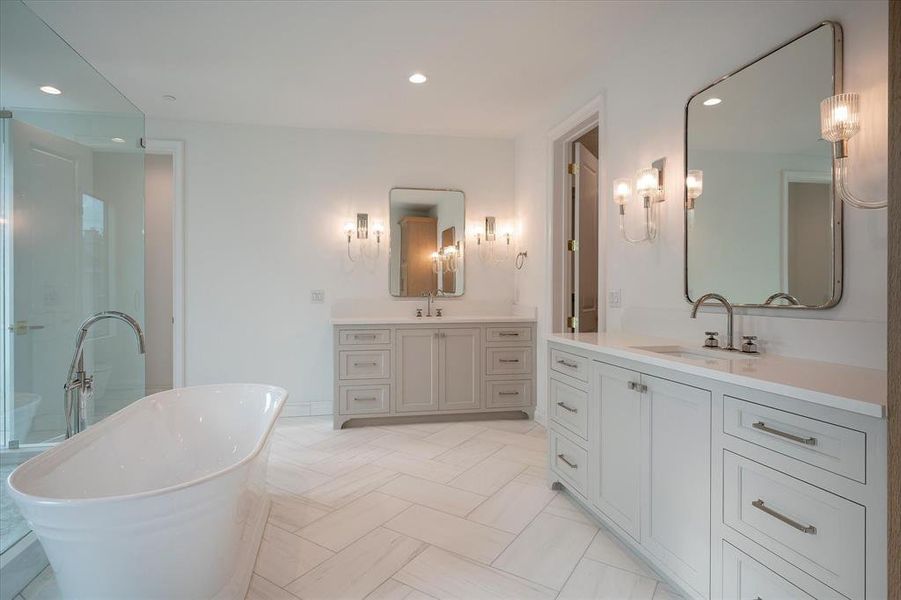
608,289,622,308
311,289,325,303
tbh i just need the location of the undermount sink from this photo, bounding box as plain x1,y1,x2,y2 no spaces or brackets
630,345,759,362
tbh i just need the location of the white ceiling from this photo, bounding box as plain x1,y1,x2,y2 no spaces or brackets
25,0,651,138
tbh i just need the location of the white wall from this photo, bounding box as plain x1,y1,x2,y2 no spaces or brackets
146,118,515,415
515,1,888,417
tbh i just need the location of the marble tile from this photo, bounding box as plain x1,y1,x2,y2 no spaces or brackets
385,505,514,564
253,524,334,587
527,425,548,439
305,444,394,477
373,452,467,484
584,528,658,580
557,558,658,600
447,457,526,496
513,465,551,488
287,528,426,600
542,491,596,525
467,481,556,533
369,434,448,459
395,546,556,600
433,439,503,469
307,427,389,453
477,420,538,434
376,424,441,438
270,438,333,465
268,491,331,532
379,475,487,517
267,457,333,497
492,513,598,590
245,574,300,600
491,444,547,467
301,464,399,508
365,578,436,600
422,423,486,448
298,491,411,551
475,429,547,452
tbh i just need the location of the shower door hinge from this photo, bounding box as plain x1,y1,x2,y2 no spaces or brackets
567,316,579,330
0,110,12,119
7,440,19,449
139,137,147,149
567,163,579,175
567,239,578,252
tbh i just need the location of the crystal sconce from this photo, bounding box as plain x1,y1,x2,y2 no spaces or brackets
685,170,703,210
343,213,383,262
431,244,460,274
820,93,885,209
474,216,513,264
613,162,665,244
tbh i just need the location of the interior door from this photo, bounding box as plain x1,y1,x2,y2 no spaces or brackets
396,328,439,412
574,142,599,332
438,327,480,411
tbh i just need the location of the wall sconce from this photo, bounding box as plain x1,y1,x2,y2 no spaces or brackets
820,93,885,209
613,162,664,244
685,170,703,210
343,212,383,262
431,244,460,274
474,216,513,264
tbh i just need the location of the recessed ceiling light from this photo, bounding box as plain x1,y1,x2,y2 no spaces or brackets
40,85,62,95
703,97,722,106
162,94,177,102
408,73,428,84
111,137,125,143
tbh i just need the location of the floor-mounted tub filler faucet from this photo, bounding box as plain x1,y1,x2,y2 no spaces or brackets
64,311,145,438
690,293,736,351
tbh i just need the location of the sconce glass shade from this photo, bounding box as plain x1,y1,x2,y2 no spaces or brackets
686,170,703,200
635,168,660,199
613,178,632,206
371,222,384,236
820,93,860,142
343,222,355,236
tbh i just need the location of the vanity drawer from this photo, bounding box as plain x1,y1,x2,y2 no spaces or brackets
723,396,866,483
485,380,532,408
723,451,864,599
338,329,391,346
721,542,816,600
338,350,391,380
339,384,390,415
550,348,588,382
550,427,588,495
486,347,532,376
549,377,588,438
485,326,532,343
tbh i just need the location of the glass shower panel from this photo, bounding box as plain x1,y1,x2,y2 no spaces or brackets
0,0,145,556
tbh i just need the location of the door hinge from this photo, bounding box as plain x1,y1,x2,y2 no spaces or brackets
567,239,578,252
0,110,12,119
567,163,579,175
567,316,579,330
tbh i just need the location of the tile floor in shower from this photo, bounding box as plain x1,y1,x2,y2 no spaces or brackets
10,416,681,600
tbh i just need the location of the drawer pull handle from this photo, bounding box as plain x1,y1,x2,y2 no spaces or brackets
499,358,520,363
354,334,378,339
627,381,648,393
354,362,378,367
752,421,817,446
498,391,520,396
557,454,578,469
556,401,578,413
557,359,578,369
498,332,520,337
356,397,378,401
751,499,817,535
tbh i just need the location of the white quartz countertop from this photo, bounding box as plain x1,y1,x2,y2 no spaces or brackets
548,332,887,419
330,315,537,325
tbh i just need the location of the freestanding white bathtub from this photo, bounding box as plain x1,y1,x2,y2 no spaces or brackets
8,384,286,600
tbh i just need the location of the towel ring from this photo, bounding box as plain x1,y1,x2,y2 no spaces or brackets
514,251,528,270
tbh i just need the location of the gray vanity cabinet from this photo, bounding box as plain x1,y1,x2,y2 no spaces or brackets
438,328,481,411
396,328,440,413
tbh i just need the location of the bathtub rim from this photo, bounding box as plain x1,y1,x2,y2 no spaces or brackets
7,383,287,508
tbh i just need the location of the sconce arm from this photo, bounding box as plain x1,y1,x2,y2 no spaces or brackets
835,157,886,209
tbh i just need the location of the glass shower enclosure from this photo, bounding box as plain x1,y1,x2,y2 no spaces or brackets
0,0,146,582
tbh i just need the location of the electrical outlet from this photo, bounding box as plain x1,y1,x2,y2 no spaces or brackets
311,289,325,304
608,289,622,308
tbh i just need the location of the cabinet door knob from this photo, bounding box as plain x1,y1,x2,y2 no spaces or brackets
627,381,647,393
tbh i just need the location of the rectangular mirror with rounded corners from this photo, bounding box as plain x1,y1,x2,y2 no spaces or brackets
389,187,465,297
684,22,842,309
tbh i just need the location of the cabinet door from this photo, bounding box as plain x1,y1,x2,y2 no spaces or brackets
439,328,481,411
396,328,439,413
641,374,711,598
592,362,642,541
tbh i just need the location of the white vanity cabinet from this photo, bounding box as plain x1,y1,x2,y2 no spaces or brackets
546,335,887,600
333,320,535,428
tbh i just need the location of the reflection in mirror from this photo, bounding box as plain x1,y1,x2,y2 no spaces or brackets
685,23,841,308
389,188,464,297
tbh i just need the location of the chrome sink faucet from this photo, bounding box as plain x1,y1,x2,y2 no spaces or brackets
64,311,145,438
420,291,434,317
690,293,736,351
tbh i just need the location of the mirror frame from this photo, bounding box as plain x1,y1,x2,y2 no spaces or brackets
683,21,844,310
388,186,466,299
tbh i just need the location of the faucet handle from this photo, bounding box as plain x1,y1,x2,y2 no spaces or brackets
741,335,759,354
703,331,719,348
416,308,423,318
436,308,443,317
